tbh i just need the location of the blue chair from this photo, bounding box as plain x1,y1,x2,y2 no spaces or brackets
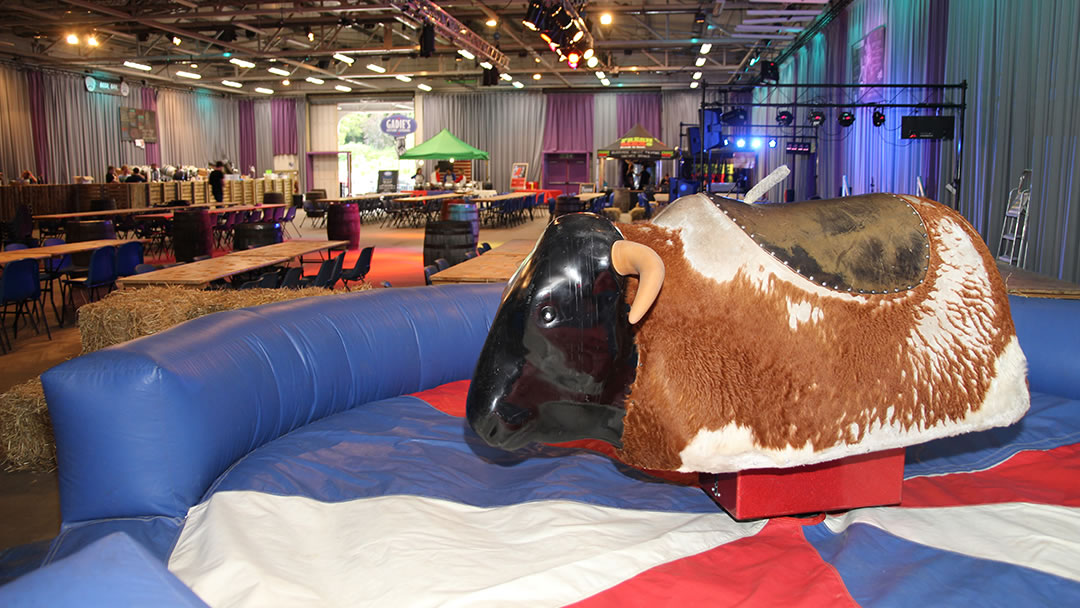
1,257,51,346
40,238,73,322
637,193,653,220
62,246,117,326
4,243,29,251
434,258,450,271
381,280,392,288
115,241,144,277
340,246,374,292
423,264,438,286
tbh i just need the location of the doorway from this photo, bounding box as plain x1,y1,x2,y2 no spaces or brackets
543,153,589,195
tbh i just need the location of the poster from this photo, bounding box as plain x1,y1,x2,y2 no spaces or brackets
851,25,886,100
377,170,399,193
510,162,528,190
119,107,158,143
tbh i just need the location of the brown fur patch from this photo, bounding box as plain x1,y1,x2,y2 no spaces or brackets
614,198,1017,471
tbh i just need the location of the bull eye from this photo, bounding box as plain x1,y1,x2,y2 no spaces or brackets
539,305,557,324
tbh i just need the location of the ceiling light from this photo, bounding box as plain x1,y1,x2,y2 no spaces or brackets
172,36,182,46
335,84,352,92
222,80,242,88
692,71,702,80
458,49,475,60
873,109,886,127
583,48,594,60
365,63,386,73
768,138,778,148
690,81,699,89
486,18,498,27
124,61,152,71
333,53,355,65
586,56,599,68
751,138,762,149
255,87,274,95
500,73,513,81
87,36,99,47
268,67,290,76
601,78,610,86
229,57,255,69
190,64,198,69
176,71,201,80
533,73,542,80
776,110,794,126
595,71,606,79
535,57,542,63
479,61,493,70
700,43,712,54
808,109,825,127
600,13,613,25
395,74,413,82
305,76,325,85
282,79,291,86
838,111,855,127
66,33,79,45
695,57,706,68
306,29,315,42
736,138,746,148
512,81,524,89
417,83,432,91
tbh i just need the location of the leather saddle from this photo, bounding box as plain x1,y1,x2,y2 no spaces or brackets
711,193,929,294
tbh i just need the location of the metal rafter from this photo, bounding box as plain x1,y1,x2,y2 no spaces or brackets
389,0,508,72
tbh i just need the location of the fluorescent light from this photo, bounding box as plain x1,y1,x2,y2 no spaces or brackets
595,71,606,79
124,61,152,71
66,34,79,45
693,71,702,80
229,57,256,69
268,67,290,76
305,76,325,85
690,81,699,89
601,78,610,86
395,74,413,82
417,83,432,91
695,57,706,67
222,80,242,88
500,73,513,81
586,56,599,68
333,53,355,65
365,63,386,73
583,48,594,60
479,61,493,70
255,87,274,95
335,84,352,92
512,81,524,88
458,49,475,60
700,43,712,54
176,71,201,80
190,64,198,69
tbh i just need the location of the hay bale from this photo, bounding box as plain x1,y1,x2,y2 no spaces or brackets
602,208,622,223
629,206,647,221
0,379,54,472
78,284,369,354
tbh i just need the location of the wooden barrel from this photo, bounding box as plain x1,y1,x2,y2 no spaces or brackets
326,203,361,250
448,203,479,243
65,219,116,266
613,189,633,212
553,196,584,218
423,220,477,267
173,208,214,263
234,222,283,251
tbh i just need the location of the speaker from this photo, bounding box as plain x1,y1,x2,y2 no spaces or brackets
686,126,702,153
671,178,699,200
901,115,955,140
420,24,435,58
481,67,498,86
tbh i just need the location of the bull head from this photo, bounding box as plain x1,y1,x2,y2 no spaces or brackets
466,213,664,450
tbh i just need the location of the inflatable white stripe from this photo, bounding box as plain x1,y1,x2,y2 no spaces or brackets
169,492,765,607
824,503,1080,582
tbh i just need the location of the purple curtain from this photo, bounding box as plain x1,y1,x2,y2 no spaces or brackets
542,93,594,153
26,71,50,181
271,98,297,155
616,93,662,138
238,100,257,173
140,87,161,166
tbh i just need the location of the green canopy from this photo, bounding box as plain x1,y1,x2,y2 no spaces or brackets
399,128,489,160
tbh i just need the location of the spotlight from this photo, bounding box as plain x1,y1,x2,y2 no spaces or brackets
87,35,99,47
750,138,763,149
723,138,730,146
512,81,524,89
172,36,182,46
768,138,778,148
838,111,855,127
306,29,315,42
700,43,712,54
600,13,613,26
479,61,493,69
523,0,545,31
595,71,606,79
586,55,599,68
735,138,746,148
692,71,702,80
419,24,435,57
486,18,498,27
567,50,581,69
721,108,748,125
583,48,594,60
760,60,779,82
776,110,794,126
500,73,513,81
282,79,291,86
533,73,542,80
601,78,610,86
694,12,706,24
808,109,825,127
873,109,886,127
219,27,237,42
305,76,325,84
268,67,291,77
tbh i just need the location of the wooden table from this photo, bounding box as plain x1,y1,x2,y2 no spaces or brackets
997,262,1080,299
320,193,412,204
654,193,670,204
231,240,348,260
0,239,143,265
397,193,466,203
33,200,258,222
577,192,608,202
133,204,286,221
472,192,534,203
430,240,533,285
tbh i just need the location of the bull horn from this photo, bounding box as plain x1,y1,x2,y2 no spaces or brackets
611,240,665,324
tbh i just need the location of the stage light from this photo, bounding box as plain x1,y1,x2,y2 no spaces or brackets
190,64,198,69
750,138,762,149
419,24,435,57
838,111,855,127
768,138,778,148
333,53,355,65
600,13,613,26
268,67,290,76
567,51,581,69
486,18,498,28
305,76,325,84
721,108,748,125
335,84,352,92
480,60,493,69
87,35,99,47
694,12,706,24
512,81,524,88
221,80,243,88
172,36,182,46
229,57,255,69
458,49,475,60
776,110,794,126
282,79,291,86
523,0,545,31
873,109,886,127
760,60,779,82
690,81,699,89
736,138,746,148
695,57,706,67
176,71,201,80
366,63,386,73
539,32,558,51
808,109,825,127
123,61,152,71
417,83,432,91
66,33,79,45
723,138,730,146
255,87,274,95
571,29,585,44
395,74,413,82
595,71,606,79
220,27,237,42
306,29,315,42
500,73,513,81
583,48,594,60
533,73,542,80
700,43,711,54
222,52,232,57
586,55,599,68
692,71,702,80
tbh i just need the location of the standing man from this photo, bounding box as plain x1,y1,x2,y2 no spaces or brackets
150,163,161,182
209,161,225,203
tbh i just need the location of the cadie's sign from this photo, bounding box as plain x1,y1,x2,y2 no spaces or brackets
380,114,416,137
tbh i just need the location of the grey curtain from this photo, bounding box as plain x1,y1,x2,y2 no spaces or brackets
593,93,620,188
295,97,308,191
254,99,274,173
421,92,546,191
943,0,1080,282
157,88,239,168
0,63,35,182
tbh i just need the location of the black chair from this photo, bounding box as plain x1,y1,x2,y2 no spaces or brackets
1,257,51,345
340,246,374,292
62,246,117,326
237,271,280,290
480,242,492,253
326,251,346,289
39,238,72,322
279,267,303,289
299,252,341,289
423,264,438,286
434,258,450,271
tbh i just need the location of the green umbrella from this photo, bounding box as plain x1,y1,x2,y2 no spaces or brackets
399,128,490,160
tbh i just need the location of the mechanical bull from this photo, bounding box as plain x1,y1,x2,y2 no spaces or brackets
466,192,1030,473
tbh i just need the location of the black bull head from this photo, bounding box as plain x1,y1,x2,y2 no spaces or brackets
466,213,664,451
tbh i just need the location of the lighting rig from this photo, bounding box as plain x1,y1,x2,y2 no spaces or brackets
391,0,509,72
522,0,599,70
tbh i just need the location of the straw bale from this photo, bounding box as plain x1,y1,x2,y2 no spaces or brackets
0,379,54,472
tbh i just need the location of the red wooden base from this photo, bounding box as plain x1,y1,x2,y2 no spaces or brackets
700,448,905,520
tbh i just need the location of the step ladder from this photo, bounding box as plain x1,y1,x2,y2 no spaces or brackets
997,169,1032,266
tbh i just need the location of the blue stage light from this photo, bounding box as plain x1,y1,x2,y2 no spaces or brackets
736,138,746,148
768,138,778,148
750,138,762,149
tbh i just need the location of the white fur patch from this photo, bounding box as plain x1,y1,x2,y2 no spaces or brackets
786,297,823,330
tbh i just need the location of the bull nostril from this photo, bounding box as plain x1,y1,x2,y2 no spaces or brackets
487,425,498,439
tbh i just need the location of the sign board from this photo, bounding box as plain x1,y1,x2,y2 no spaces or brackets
119,107,158,143
510,162,528,190
380,114,417,137
852,25,886,99
579,183,597,194
85,76,130,97
377,170,399,193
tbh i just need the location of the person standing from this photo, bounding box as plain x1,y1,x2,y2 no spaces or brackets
150,163,161,182
412,167,425,189
105,166,116,183
209,161,225,202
